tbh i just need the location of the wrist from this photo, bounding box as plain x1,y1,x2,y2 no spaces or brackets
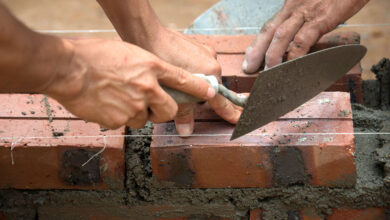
98,0,164,49
36,37,87,100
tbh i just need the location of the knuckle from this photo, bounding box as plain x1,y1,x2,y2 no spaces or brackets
142,81,155,92
175,69,188,87
145,58,163,72
265,51,277,65
205,45,217,58
274,27,288,40
132,121,146,129
292,34,307,49
205,61,222,76
132,102,146,113
105,120,122,130
261,22,273,33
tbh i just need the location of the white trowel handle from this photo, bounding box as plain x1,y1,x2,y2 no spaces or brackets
162,74,247,107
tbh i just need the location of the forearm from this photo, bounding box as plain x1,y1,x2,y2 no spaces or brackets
0,3,74,94
97,0,162,49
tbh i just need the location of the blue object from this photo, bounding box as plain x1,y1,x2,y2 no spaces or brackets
185,0,284,35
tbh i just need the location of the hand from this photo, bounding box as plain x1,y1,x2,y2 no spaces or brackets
242,0,369,73
42,38,216,129
97,0,243,135
145,28,243,136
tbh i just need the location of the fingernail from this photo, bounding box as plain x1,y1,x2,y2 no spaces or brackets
206,87,216,99
242,59,248,72
176,123,193,137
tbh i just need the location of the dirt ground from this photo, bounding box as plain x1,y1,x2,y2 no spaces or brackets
2,0,389,79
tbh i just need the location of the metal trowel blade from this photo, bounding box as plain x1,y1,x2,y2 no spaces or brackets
231,45,367,140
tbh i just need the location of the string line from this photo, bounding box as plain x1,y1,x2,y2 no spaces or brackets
0,132,389,140
81,135,106,167
36,23,390,34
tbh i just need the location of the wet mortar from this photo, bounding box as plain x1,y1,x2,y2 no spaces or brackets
2,61,390,219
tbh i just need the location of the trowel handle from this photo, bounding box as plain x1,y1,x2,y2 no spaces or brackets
162,74,247,107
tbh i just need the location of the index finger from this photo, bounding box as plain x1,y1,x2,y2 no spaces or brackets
157,62,216,101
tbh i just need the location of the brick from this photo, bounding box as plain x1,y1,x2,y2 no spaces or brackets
0,94,75,119
326,208,387,220
250,207,389,220
151,92,356,188
194,92,353,121
326,64,363,104
311,32,360,52
39,205,235,220
190,32,360,54
249,209,263,220
0,94,125,190
189,35,254,54
0,209,36,220
301,208,322,220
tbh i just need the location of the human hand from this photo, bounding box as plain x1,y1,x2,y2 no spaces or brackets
97,0,243,135
42,38,216,129
242,0,369,73
145,28,243,136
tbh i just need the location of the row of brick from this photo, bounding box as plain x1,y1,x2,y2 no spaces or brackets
250,207,389,220
0,94,125,190
0,91,356,190
151,92,356,188
1,206,387,219
191,32,363,103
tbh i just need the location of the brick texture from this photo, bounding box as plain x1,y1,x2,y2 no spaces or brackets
38,205,235,220
249,209,263,220
151,92,356,188
190,32,363,103
0,94,125,190
250,207,389,220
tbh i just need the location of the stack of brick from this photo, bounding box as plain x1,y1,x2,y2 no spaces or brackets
0,94,125,190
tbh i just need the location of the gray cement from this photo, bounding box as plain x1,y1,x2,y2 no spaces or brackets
1,107,389,219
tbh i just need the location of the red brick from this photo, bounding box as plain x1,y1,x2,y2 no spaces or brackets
0,209,36,220
249,209,263,220
326,64,363,104
301,208,322,220
39,205,235,220
189,35,253,54
190,32,363,98
190,32,360,54
194,92,353,121
311,32,360,52
326,208,387,220
251,207,388,220
151,92,356,188
0,94,125,190
0,94,75,119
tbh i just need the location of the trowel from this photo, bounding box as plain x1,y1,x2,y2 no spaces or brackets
163,45,367,140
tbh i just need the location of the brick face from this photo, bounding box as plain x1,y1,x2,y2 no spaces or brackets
326,208,387,220
249,209,263,220
250,207,389,220
0,94,125,190
38,205,235,220
151,92,356,188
